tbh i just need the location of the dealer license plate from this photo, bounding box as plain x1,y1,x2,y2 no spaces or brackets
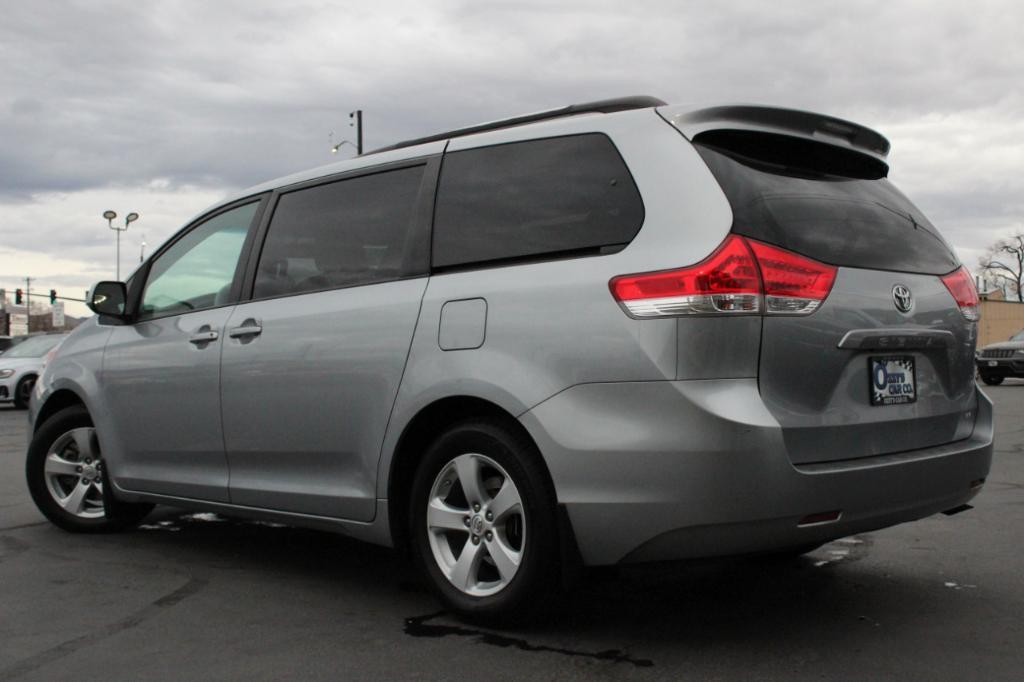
869,356,916,406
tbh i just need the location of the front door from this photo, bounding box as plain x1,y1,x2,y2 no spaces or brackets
102,200,262,502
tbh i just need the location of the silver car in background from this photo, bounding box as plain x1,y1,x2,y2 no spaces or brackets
0,334,66,408
26,97,993,623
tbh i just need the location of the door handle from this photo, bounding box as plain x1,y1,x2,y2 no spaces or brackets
188,330,219,345
228,319,263,339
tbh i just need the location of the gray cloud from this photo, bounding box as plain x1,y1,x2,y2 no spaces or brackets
1,0,1023,304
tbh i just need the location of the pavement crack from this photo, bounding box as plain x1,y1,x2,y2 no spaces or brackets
403,611,654,668
0,576,209,680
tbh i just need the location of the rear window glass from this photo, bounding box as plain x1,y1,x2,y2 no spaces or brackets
432,134,644,268
253,165,427,299
696,144,960,275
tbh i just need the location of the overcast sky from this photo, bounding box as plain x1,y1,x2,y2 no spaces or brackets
2,0,1022,316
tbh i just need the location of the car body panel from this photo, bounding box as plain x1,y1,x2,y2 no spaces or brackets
519,379,992,565
759,267,979,464
101,308,235,502
221,278,427,521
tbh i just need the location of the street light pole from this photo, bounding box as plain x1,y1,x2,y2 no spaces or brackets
330,109,363,156
104,210,139,280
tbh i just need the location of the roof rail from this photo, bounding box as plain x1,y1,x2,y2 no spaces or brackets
373,95,666,154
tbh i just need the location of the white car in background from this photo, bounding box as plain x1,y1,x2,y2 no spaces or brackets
0,334,67,408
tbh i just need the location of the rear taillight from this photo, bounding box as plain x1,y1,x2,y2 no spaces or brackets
941,266,980,321
747,240,837,314
609,235,760,317
610,235,836,317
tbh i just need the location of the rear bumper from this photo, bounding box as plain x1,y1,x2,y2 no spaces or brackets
519,379,993,565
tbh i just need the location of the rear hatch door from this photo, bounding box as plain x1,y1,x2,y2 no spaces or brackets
683,118,978,465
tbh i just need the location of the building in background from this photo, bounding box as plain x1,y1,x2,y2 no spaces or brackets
978,287,1024,347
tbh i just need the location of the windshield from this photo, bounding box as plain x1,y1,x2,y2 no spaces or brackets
2,335,65,359
1013,330,1024,342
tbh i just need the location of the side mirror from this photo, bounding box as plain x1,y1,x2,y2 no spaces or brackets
87,281,129,319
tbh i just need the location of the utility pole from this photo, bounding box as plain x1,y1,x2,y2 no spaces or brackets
25,276,30,333
352,109,363,155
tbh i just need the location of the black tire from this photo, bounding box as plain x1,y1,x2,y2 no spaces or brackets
409,418,561,625
26,405,153,533
13,374,36,409
980,374,1004,386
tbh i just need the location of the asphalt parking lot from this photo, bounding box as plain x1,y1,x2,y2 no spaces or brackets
1,383,1022,681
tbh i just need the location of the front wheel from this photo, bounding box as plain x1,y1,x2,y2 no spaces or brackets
980,374,1004,386
26,405,153,532
409,418,561,624
13,375,36,409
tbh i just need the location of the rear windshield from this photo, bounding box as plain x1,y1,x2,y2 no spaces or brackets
695,143,960,275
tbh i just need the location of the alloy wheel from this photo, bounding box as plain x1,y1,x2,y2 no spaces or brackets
43,427,106,519
425,453,526,597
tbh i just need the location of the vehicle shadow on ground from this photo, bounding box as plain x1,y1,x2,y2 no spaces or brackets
70,506,944,667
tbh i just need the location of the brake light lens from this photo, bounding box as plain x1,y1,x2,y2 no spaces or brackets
610,235,836,317
609,235,760,317
747,240,837,314
941,266,980,321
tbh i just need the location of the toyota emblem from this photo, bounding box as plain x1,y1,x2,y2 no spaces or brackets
892,284,913,313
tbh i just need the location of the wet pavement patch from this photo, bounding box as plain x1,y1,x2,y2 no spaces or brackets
404,611,654,668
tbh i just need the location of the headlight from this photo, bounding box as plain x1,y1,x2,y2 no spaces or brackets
0,369,13,379
1016,349,1024,356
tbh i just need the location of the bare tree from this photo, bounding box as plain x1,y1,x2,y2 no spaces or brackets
979,231,1024,302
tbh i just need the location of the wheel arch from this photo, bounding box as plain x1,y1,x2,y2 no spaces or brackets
386,395,556,556
34,388,88,432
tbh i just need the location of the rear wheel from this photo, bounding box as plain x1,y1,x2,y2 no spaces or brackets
26,405,153,532
13,375,36,409
409,418,560,624
980,374,1004,386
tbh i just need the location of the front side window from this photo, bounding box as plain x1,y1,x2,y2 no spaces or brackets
432,134,644,268
253,165,426,299
138,201,258,320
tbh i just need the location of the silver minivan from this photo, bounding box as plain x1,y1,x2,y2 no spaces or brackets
27,97,993,622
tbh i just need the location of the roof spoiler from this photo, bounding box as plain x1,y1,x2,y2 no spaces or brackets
660,104,891,166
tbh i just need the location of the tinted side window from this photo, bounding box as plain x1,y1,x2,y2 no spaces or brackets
433,134,644,268
253,165,427,299
139,201,258,320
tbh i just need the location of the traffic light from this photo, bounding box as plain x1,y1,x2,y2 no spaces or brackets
15,288,22,305
50,289,57,304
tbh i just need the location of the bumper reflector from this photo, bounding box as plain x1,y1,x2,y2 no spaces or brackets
797,510,842,527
